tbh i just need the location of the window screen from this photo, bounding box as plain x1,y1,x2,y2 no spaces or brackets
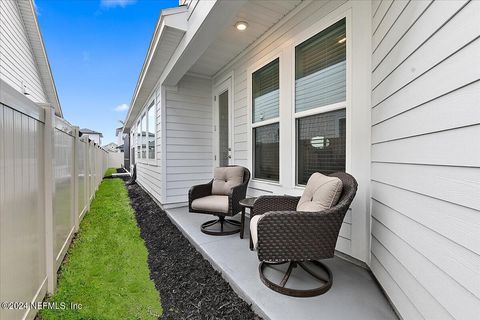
253,123,279,181
295,18,346,112
252,58,279,123
297,109,346,185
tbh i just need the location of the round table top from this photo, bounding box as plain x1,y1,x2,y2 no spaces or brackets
239,197,257,208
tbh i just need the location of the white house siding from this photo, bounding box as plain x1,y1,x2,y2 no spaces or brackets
136,86,164,204
212,0,372,260
0,0,47,104
369,1,480,319
164,75,213,206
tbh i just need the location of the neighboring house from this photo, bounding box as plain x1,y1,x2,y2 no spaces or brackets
80,128,103,145
115,125,130,168
123,1,480,319
0,0,62,116
116,126,125,146
103,142,119,152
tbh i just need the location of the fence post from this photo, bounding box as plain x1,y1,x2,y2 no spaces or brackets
84,135,90,213
72,126,80,232
42,104,56,294
90,140,95,198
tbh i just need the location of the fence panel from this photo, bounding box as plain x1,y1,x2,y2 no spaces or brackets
77,138,87,218
53,118,75,270
108,151,124,168
0,103,47,320
1,83,110,319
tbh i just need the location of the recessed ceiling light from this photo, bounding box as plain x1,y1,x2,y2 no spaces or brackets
338,37,347,44
235,21,248,31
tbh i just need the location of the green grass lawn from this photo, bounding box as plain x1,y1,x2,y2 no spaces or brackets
104,167,117,177
40,170,162,320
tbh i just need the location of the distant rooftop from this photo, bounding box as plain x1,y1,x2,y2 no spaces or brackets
80,128,103,137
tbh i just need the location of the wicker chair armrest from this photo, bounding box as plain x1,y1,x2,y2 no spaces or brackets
230,182,249,214
257,208,345,262
253,195,301,216
188,180,213,206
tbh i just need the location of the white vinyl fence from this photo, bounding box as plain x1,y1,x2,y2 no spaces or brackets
0,83,109,320
107,151,124,169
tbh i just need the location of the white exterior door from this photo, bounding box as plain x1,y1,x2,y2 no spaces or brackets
214,77,233,167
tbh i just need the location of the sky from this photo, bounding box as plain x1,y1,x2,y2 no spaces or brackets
36,0,178,145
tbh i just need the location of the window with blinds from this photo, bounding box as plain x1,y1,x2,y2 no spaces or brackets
295,18,347,184
252,58,280,182
252,58,279,123
295,18,346,113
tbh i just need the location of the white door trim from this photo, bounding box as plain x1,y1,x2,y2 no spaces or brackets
213,73,234,167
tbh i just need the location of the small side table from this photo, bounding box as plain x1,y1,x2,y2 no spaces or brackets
239,197,257,250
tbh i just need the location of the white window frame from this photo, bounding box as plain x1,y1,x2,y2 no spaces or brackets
248,52,283,185
147,102,156,160
238,1,370,262
136,99,156,164
290,12,352,189
136,119,141,160
291,15,352,186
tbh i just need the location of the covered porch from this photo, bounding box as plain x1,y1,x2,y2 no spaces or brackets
165,206,396,320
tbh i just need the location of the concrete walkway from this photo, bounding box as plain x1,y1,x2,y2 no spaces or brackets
165,207,397,320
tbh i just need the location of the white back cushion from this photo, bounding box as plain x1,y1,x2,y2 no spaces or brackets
297,173,343,212
212,167,244,195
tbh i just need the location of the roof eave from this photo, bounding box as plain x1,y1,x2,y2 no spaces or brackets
17,0,63,117
124,6,188,129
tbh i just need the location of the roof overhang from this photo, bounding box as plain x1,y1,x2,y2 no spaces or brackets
124,6,188,130
17,0,63,117
161,0,247,87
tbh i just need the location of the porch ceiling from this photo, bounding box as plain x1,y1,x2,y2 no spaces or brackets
188,0,302,77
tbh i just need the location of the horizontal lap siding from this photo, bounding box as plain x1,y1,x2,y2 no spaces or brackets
0,1,47,104
0,104,46,320
165,75,213,205
216,0,352,254
136,162,163,203
370,1,480,319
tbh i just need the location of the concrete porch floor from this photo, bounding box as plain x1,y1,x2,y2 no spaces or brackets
165,207,397,320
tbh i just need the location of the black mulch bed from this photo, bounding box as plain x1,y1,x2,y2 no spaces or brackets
125,181,262,320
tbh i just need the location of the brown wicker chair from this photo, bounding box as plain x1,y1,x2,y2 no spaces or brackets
189,166,250,236
251,172,358,297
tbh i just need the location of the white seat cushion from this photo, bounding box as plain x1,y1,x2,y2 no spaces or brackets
297,172,343,212
250,214,264,250
212,166,244,195
191,195,229,213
